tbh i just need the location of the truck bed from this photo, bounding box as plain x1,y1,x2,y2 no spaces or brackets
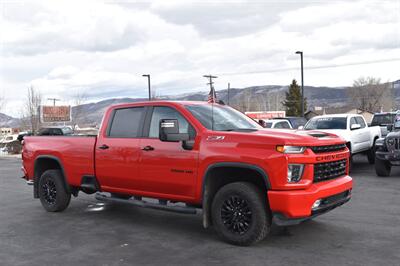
23,135,97,187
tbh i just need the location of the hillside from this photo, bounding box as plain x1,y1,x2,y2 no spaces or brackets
1,81,399,127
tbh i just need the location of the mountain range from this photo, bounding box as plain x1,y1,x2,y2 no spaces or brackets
1,82,399,128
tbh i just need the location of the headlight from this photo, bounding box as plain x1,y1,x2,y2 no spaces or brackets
287,164,304,183
387,138,395,146
276,145,306,154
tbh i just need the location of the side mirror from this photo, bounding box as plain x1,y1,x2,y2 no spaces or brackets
350,124,361,130
298,126,304,130
159,119,189,142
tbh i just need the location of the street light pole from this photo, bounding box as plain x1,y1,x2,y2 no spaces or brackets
142,74,151,101
295,51,304,117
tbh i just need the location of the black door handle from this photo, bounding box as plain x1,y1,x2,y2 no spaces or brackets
142,145,154,151
98,144,109,150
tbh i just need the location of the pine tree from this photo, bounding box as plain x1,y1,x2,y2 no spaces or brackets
282,79,307,116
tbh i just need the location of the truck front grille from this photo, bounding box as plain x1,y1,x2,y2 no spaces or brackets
310,143,347,153
314,159,347,183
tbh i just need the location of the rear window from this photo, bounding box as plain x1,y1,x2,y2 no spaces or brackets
108,107,144,138
371,114,395,126
305,117,347,130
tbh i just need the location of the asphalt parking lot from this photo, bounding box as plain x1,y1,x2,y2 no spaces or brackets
0,156,399,266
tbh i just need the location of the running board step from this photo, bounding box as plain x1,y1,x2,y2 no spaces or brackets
95,193,197,215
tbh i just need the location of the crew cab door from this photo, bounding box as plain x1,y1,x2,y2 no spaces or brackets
349,116,369,152
355,116,371,150
138,106,198,199
95,106,145,192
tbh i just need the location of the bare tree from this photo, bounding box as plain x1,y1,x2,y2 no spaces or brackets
71,91,88,131
348,77,393,112
24,86,42,134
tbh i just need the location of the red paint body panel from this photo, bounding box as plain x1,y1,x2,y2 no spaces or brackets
22,100,353,218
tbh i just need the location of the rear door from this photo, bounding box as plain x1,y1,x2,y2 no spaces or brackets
138,106,199,199
95,106,145,192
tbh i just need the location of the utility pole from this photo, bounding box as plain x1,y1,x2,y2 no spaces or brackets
295,51,304,117
227,82,230,105
47,98,60,106
203,75,218,91
142,74,151,101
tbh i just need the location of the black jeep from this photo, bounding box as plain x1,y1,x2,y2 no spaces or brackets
375,122,400,176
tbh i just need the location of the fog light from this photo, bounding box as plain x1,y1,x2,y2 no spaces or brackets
312,199,322,210
287,164,304,183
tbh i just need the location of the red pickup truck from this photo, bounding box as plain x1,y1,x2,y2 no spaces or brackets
21,101,352,245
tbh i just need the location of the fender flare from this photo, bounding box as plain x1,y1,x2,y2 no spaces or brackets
201,162,271,228
33,155,70,198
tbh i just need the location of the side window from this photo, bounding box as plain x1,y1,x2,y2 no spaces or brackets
281,122,291,129
350,117,358,129
149,106,194,139
355,117,366,128
274,122,282,128
109,107,144,138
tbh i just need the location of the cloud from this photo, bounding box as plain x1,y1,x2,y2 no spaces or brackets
0,0,399,117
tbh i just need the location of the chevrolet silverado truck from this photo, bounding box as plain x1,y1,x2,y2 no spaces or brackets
21,101,353,246
303,114,381,164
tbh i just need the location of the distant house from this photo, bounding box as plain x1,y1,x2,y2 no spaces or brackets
305,107,374,123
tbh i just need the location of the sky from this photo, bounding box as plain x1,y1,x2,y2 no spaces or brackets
0,0,399,117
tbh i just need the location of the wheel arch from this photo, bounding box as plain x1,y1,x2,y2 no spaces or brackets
33,155,70,198
201,162,271,228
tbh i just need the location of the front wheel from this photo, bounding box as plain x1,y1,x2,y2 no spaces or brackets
39,170,71,212
375,158,391,177
211,182,271,246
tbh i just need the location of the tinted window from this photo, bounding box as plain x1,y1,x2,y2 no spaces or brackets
281,122,291,129
186,104,260,131
109,107,144,138
274,122,284,128
305,117,347,130
149,106,192,138
371,114,395,126
355,117,366,128
265,122,273,128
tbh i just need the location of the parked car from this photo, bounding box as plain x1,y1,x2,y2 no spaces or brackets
371,112,397,137
273,117,307,129
303,114,381,164
375,114,400,176
263,119,292,129
22,101,352,246
38,126,73,136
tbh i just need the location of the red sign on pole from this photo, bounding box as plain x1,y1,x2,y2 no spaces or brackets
40,106,71,122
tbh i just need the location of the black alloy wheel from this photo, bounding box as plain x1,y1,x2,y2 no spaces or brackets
221,195,252,235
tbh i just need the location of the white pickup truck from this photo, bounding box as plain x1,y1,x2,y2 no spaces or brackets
303,114,381,164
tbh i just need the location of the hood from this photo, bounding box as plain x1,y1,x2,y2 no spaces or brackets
221,129,345,146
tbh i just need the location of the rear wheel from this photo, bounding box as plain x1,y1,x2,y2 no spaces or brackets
211,182,271,246
375,158,391,177
39,170,71,212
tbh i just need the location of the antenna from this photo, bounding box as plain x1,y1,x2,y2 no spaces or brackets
47,98,61,106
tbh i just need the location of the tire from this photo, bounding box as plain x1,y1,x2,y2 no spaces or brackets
211,182,271,246
375,158,391,177
367,139,377,164
38,170,71,212
111,193,131,200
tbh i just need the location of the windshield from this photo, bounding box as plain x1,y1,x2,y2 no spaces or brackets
371,114,395,126
185,104,261,131
304,117,347,130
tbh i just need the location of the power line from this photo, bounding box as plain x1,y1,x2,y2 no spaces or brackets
218,58,400,76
